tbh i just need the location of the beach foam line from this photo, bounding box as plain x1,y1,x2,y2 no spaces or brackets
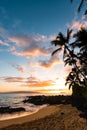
0,104,48,121
0,105,59,129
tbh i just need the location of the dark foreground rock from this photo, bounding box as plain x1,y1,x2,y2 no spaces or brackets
23,95,87,112
23,95,71,105
0,106,25,114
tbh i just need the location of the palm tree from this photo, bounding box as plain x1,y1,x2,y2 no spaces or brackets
51,29,72,61
51,29,78,68
71,0,87,15
51,0,87,99
66,69,83,96
51,29,79,91
51,28,87,96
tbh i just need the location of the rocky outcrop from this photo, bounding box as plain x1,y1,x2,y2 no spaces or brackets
0,106,25,114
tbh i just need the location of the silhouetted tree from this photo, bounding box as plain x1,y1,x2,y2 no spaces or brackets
71,28,87,85
51,0,87,99
51,29,73,60
52,28,87,97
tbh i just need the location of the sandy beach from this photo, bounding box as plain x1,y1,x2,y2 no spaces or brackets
0,104,87,130
0,105,58,129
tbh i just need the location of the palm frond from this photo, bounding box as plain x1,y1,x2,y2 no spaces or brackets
84,10,87,15
57,32,66,43
70,0,73,3
51,40,63,46
51,40,59,46
52,48,62,56
64,59,70,66
69,82,73,89
66,29,72,42
78,0,84,12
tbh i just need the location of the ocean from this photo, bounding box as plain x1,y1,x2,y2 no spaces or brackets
0,93,47,120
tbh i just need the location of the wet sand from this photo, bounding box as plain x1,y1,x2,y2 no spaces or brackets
0,105,58,129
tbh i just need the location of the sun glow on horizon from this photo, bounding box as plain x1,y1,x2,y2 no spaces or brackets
0,76,72,95
47,78,72,95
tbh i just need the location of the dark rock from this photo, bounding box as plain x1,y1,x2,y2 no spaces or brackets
0,106,25,114
23,95,71,105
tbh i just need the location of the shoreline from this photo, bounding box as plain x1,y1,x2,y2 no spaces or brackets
0,105,58,129
0,104,87,130
0,104,48,121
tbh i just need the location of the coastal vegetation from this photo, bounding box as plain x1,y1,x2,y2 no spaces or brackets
51,0,87,99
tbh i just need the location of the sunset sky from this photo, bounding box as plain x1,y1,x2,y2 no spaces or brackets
0,0,86,95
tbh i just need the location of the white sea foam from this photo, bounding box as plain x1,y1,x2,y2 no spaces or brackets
0,93,47,120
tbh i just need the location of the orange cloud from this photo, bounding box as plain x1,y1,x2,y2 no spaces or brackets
26,80,55,87
9,35,47,47
2,76,56,91
8,34,55,58
14,76,55,88
11,48,49,58
38,56,63,69
4,77,26,82
20,47,48,57
9,34,55,47
71,20,87,30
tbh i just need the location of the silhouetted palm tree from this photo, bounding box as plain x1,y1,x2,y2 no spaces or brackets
51,29,72,62
51,28,87,95
66,28,87,90
51,29,79,91
51,29,78,69
51,1,87,97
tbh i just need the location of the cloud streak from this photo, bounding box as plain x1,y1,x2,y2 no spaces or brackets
10,63,26,73
26,79,55,87
0,40,9,46
3,77,26,82
70,15,87,31
71,21,87,30
8,34,55,58
2,76,55,88
38,56,62,69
